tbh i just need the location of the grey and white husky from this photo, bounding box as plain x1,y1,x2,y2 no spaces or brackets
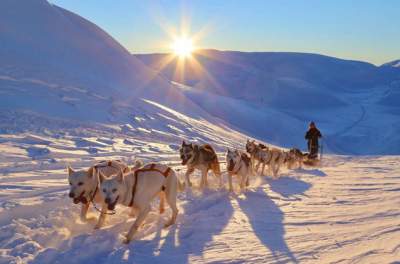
179,140,222,188
245,140,288,178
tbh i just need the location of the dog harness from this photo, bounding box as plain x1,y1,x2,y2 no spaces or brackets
128,164,172,207
94,160,129,173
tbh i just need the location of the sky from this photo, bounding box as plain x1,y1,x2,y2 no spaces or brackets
51,0,399,65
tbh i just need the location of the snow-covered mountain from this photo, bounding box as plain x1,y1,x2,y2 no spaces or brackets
0,0,217,124
1,1,400,263
136,51,400,154
382,59,400,68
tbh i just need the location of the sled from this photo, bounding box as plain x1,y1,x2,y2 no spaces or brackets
303,141,323,167
302,158,320,167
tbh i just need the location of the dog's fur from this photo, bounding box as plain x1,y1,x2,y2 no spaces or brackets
246,140,288,178
67,160,129,222
98,163,182,244
226,149,253,192
287,148,305,169
180,140,222,188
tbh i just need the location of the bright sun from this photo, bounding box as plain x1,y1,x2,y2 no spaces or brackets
171,37,194,57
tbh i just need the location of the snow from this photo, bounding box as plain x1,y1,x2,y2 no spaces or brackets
136,50,400,155
1,133,400,263
0,0,399,263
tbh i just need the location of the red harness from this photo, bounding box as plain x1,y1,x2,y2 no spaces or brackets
128,164,171,207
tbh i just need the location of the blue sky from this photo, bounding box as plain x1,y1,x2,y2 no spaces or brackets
51,0,399,65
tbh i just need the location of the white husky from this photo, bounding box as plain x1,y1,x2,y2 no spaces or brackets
67,160,130,223
98,163,183,244
226,149,253,192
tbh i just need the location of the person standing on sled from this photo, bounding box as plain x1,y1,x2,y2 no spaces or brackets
305,121,322,159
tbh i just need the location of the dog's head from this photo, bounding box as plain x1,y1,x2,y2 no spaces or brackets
289,148,302,159
99,170,126,210
246,139,257,154
226,148,240,172
180,140,195,165
67,166,96,204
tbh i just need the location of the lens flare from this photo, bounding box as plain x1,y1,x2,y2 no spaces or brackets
171,37,194,57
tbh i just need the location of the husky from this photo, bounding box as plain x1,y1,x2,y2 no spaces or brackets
67,160,130,222
98,163,183,244
245,140,287,178
246,139,270,174
287,148,305,169
226,149,253,192
179,141,222,188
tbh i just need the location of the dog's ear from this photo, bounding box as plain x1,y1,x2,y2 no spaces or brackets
87,167,94,178
116,169,124,183
182,140,186,146
67,165,74,175
98,171,106,183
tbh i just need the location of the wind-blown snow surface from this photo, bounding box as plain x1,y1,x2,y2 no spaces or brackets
1,128,400,263
1,1,400,263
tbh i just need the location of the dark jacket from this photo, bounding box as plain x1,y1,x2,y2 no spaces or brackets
305,127,322,155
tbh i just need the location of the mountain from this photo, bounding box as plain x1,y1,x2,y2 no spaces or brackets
382,59,400,68
136,50,400,154
0,0,399,155
0,0,214,123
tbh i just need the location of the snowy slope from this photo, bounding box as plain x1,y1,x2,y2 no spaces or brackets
1,130,399,263
136,51,400,154
0,1,400,263
0,0,214,123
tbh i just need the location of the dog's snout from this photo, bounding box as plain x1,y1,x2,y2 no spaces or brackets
105,197,111,204
69,192,74,198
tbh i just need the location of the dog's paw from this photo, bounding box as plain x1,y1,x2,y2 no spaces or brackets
123,236,131,244
164,222,173,228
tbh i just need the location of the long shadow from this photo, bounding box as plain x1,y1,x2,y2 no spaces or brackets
267,176,312,198
237,188,297,263
122,189,234,263
295,168,327,177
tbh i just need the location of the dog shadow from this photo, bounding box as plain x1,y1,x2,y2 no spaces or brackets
121,190,234,263
296,168,327,177
267,176,312,198
237,189,297,263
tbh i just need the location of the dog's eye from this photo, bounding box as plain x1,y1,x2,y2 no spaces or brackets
103,189,106,193
69,182,72,185
112,188,117,193
78,182,83,186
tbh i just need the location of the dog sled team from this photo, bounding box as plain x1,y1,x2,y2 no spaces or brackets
67,122,322,244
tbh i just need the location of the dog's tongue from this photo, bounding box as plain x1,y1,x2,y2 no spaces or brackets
107,204,115,210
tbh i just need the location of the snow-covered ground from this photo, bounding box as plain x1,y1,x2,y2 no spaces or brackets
1,0,399,263
1,127,399,263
